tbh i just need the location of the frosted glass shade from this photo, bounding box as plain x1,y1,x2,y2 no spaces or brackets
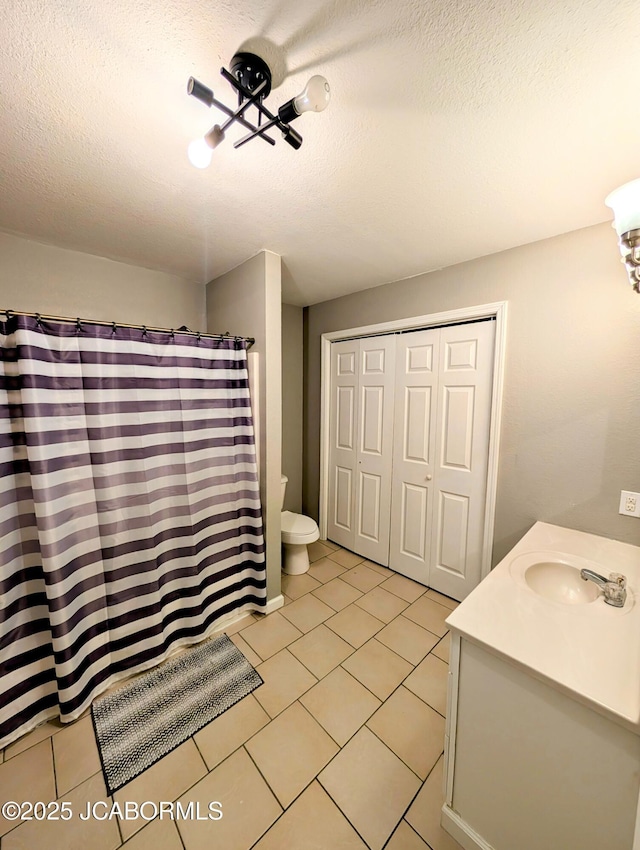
605,179,640,236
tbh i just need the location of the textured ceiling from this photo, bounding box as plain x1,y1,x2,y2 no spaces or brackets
2,0,639,305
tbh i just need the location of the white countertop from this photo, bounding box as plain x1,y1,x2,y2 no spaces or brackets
446,522,640,734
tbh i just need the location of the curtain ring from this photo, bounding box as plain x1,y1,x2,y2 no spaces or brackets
6,309,13,318
142,326,147,337
35,313,42,326
111,321,117,334
197,331,201,341
170,329,175,339
76,318,82,331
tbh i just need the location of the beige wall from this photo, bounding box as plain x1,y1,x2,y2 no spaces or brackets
282,303,303,513
207,252,282,601
304,222,640,563
0,231,204,328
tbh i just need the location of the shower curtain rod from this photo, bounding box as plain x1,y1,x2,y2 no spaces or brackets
1,309,255,348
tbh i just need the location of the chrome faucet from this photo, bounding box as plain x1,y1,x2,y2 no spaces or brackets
580,569,627,608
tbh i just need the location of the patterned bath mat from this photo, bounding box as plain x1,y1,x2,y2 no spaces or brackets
91,633,263,794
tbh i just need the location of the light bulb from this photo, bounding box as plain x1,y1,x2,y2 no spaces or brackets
293,75,331,114
188,138,212,169
278,76,331,125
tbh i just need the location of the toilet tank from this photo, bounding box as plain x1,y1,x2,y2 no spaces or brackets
280,475,288,511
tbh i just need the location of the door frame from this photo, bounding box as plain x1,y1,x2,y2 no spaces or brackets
319,301,508,583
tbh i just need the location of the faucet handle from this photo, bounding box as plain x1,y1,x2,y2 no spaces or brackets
609,572,627,588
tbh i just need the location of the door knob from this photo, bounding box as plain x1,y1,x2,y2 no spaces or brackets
425,474,432,480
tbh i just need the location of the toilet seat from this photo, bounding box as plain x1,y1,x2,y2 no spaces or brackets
281,510,319,546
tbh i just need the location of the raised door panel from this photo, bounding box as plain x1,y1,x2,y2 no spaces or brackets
398,483,428,561
333,466,353,532
436,491,470,576
336,386,355,451
337,350,356,377
441,386,475,471
405,386,432,464
358,472,382,542
361,386,384,455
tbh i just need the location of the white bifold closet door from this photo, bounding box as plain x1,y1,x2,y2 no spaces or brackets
389,321,495,600
327,336,396,565
327,319,495,600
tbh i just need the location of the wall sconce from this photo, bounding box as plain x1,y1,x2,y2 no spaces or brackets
605,179,640,293
186,52,330,167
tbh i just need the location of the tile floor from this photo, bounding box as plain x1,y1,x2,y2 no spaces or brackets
0,541,464,850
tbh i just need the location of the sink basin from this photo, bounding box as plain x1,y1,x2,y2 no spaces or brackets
523,561,599,605
509,550,633,613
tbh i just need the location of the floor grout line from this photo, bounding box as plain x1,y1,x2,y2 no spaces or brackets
1,552,460,850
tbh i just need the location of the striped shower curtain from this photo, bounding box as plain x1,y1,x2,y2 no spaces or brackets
0,314,266,748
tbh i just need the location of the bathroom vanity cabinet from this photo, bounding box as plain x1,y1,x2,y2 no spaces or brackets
443,635,640,850
441,522,640,850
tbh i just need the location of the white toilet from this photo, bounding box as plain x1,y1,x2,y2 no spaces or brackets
281,474,320,575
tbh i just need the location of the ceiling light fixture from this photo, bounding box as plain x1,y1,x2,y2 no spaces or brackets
605,179,640,293
186,52,330,166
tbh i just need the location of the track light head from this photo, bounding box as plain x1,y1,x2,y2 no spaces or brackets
187,77,214,108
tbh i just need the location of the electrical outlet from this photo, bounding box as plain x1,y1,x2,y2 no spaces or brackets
619,490,640,517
